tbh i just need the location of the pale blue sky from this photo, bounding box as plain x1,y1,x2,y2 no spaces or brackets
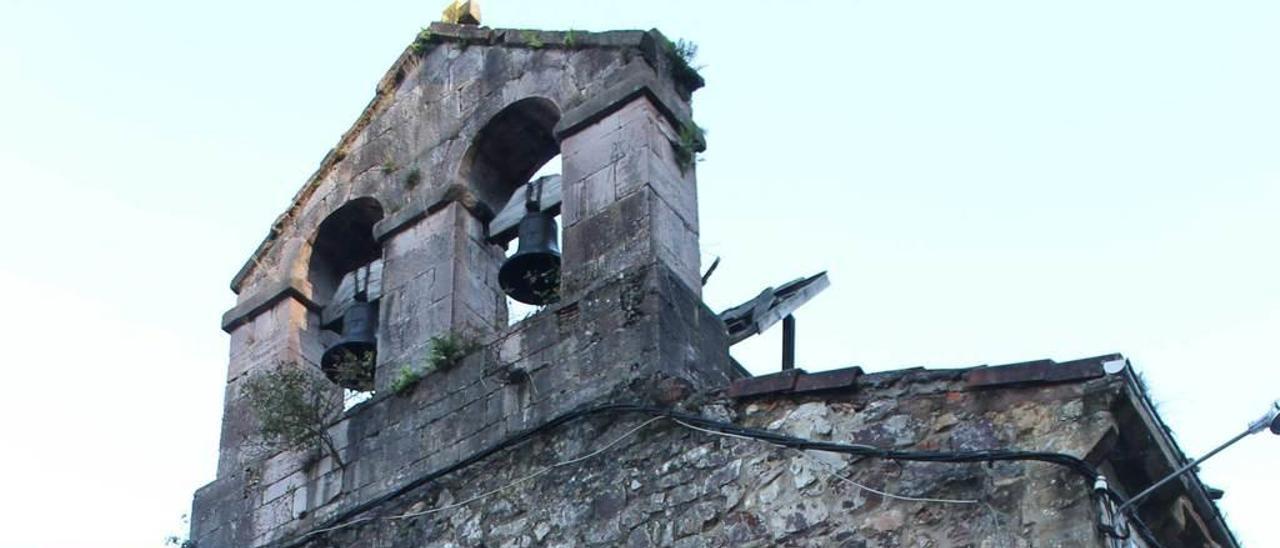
0,1,1276,546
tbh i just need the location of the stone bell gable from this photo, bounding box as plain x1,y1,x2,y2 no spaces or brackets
194,21,731,547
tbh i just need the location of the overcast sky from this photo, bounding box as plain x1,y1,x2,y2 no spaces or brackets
1,0,1276,546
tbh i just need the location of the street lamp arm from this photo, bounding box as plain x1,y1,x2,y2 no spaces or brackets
1116,400,1279,515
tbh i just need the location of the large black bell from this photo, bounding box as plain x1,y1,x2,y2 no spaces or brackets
320,299,377,391
499,180,561,305
499,210,561,305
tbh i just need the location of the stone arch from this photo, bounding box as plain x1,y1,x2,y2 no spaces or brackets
460,97,562,216
306,197,386,306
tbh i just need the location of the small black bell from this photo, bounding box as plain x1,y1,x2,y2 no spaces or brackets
499,179,561,305
320,298,378,391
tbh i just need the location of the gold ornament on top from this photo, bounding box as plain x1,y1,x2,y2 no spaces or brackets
441,0,481,25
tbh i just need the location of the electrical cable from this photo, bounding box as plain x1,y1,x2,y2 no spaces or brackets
277,412,666,547
799,449,980,505
1099,487,1168,548
671,417,979,505
389,417,665,521
269,403,1133,548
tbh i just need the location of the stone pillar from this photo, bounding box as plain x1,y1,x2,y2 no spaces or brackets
373,201,506,392
557,86,701,298
217,291,334,477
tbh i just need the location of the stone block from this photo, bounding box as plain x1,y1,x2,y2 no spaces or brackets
262,469,307,505
251,493,295,542
261,450,309,487
575,164,618,224
650,193,701,296
561,189,653,296
191,474,247,541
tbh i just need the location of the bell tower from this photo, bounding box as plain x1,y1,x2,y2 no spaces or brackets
191,16,741,548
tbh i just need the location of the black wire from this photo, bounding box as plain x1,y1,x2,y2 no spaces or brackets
1095,492,1130,542
644,405,1102,481
270,403,1114,548
1099,487,1168,548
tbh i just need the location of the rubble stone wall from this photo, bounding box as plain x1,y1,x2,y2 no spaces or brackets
287,373,1122,547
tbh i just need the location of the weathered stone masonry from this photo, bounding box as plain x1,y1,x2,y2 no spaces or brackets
270,366,1134,547
195,23,726,547
191,19,1239,548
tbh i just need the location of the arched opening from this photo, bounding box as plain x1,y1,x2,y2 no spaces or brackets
308,198,385,305
462,98,565,325
307,198,385,406
463,97,561,216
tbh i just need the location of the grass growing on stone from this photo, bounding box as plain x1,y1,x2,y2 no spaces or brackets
673,122,706,173
663,37,704,85
404,167,423,189
427,332,481,371
672,39,698,66
390,333,479,397
390,364,424,395
411,28,434,55
521,30,545,49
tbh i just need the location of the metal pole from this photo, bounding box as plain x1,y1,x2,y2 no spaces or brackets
1116,427,1253,515
782,314,796,371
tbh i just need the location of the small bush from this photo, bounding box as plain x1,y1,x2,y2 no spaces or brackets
427,332,480,371
390,365,424,395
663,37,704,84
242,366,345,466
672,39,698,66
325,348,375,391
673,122,707,173
411,28,434,55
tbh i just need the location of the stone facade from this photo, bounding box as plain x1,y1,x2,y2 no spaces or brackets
266,369,1129,548
191,19,1238,548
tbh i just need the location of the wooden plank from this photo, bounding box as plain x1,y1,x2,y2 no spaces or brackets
488,175,562,243
321,260,384,328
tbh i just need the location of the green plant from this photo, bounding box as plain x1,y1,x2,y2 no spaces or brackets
164,536,195,548
563,29,578,49
380,157,400,175
524,268,561,305
427,332,481,371
672,39,698,66
325,348,376,392
521,30,544,49
242,366,345,467
165,515,195,548
672,122,706,173
411,28,434,55
404,167,423,189
663,37,704,84
390,364,424,395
